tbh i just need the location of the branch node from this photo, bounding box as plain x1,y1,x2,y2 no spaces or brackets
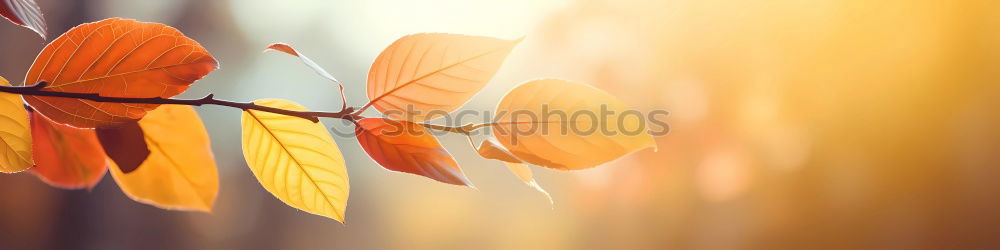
453,123,482,135
27,81,49,89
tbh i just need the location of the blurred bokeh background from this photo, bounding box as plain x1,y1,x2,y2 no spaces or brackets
2,0,999,249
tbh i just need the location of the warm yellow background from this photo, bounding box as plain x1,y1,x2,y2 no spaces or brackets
1,0,998,249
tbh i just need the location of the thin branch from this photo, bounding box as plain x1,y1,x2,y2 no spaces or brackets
337,84,348,112
0,82,348,122
419,123,477,135
0,82,490,135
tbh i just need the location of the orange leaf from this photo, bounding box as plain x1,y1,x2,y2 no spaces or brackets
0,0,47,39
96,121,150,173
365,34,520,121
477,137,521,163
28,110,108,189
355,118,471,186
477,139,551,204
108,105,218,211
492,79,656,170
23,18,218,128
265,43,299,56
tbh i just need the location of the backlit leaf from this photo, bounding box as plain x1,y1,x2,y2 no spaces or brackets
266,43,341,84
108,105,218,211
28,110,107,189
96,121,150,173
492,79,656,170
0,76,32,173
356,118,471,186
477,138,551,204
241,99,349,222
23,18,218,128
505,163,552,205
0,0,46,39
476,137,521,163
366,33,520,121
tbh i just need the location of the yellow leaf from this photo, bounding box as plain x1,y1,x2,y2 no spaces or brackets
0,76,32,173
366,33,520,121
108,105,218,211
241,99,349,222
492,79,656,170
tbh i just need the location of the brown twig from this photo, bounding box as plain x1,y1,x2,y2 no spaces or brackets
0,82,351,122
0,82,490,134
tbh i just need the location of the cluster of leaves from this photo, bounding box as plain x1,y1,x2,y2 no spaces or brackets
1,15,655,223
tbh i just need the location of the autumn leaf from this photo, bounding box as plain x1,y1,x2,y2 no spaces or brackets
355,118,471,186
266,43,341,84
505,163,552,205
241,99,349,222
477,138,551,204
107,105,218,211
0,0,46,39
0,76,32,173
492,79,656,170
365,33,520,121
476,137,521,163
23,18,218,128
96,121,150,173
28,110,107,189
265,43,348,108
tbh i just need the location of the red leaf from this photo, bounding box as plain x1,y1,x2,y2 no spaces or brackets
29,110,108,189
0,0,47,39
355,118,471,186
96,121,150,173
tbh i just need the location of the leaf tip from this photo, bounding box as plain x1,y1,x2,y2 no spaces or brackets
329,210,347,224
436,171,475,188
464,180,478,190
451,170,476,188
32,26,47,40
265,43,298,56
30,28,47,40
528,180,554,208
